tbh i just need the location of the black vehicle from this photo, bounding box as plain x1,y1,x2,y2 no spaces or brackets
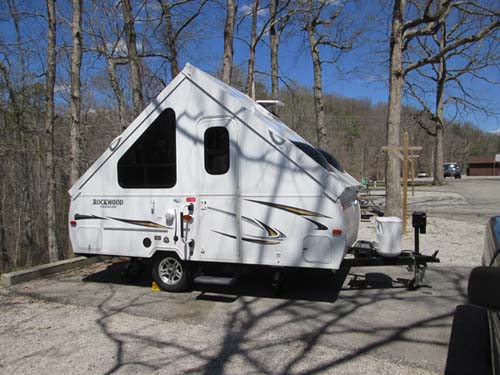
445,216,500,374
443,163,461,179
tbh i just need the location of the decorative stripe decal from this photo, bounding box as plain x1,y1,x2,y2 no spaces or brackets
208,207,236,217
242,238,280,245
209,206,287,244
212,230,280,245
303,217,328,231
108,217,171,229
103,227,168,233
74,214,170,229
254,219,287,240
212,230,236,240
74,214,106,221
245,199,331,218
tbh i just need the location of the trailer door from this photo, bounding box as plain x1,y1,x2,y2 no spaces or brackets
196,118,240,262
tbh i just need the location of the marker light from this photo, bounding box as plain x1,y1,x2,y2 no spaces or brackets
70,221,77,227
332,229,342,236
186,197,196,203
183,214,193,222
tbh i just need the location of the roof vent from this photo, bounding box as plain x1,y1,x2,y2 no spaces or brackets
256,100,284,117
256,100,284,108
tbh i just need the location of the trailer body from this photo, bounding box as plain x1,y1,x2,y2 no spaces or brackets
68,64,361,276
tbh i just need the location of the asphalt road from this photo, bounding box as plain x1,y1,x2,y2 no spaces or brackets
411,176,500,224
2,176,498,374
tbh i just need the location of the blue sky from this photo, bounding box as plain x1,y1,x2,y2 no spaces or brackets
0,0,498,133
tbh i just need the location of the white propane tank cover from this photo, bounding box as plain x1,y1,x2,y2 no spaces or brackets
375,217,403,257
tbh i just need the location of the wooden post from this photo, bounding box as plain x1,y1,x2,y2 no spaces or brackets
402,132,409,235
410,149,415,197
381,142,422,234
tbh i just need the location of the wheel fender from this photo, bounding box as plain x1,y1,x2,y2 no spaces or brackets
149,247,185,260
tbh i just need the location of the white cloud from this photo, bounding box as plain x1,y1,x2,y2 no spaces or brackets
239,3,269,17
106,39,143,56
54,83,69,93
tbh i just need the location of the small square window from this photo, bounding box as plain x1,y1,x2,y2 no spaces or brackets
204,127,230,175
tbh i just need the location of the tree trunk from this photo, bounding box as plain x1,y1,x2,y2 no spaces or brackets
434,124,444,181
0,182,7,272
269,0,279,100
46,0,59,262
433,26,446,185
246,0,259,100
69,0,82,187
385,0,405,217
106,59,127,131
122,0,143,115
222,0,237,84
7,0,26,97
164,3,180,79
307,25,326,148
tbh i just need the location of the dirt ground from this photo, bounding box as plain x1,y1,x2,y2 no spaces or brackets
0,176,498,375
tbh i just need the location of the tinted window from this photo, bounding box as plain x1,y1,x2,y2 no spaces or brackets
292,141,329,170
118,108,176,188
318,148,344,172
205,127,230,175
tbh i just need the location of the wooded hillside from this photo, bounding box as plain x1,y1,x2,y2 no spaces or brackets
0,0,498,273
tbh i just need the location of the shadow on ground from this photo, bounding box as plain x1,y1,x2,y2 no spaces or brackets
9,260,468,374
83,260,415,303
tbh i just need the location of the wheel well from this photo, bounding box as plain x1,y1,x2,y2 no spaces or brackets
152,250,181,259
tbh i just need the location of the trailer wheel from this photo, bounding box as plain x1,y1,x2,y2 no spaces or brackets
152,253,191,292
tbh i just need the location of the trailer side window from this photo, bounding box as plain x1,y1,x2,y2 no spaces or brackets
318,148,344,172
292,141,329,170
204,127,230,175
117,108,176,188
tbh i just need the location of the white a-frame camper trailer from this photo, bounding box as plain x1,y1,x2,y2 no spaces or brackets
68,64,361,292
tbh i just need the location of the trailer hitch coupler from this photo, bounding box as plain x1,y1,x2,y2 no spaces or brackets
412,211,427,234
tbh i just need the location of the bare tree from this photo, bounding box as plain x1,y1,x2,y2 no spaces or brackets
222,0,237,84
270,0,279,99
301,0,354,149
122,0,143,115
45,0,58,262
156,0,208,80
86,0,128,130
70,0,83,187
246,0,260,99
407,3,500,185
385,0,452,216
269,0,295,100
244,0,293,100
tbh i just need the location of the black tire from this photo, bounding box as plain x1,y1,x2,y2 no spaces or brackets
152,253,191,292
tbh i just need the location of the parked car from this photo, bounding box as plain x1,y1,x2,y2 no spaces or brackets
445,216,500,374
443,163,461,179
417,170,429,178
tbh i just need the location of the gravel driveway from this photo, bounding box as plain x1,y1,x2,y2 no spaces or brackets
0,177,498,374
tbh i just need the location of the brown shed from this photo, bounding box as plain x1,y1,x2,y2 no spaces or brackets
467,156,500,176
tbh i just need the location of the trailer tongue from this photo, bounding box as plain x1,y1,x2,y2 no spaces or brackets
343,211,439,290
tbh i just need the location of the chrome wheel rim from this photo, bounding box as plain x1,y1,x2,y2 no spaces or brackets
158,257,183,285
